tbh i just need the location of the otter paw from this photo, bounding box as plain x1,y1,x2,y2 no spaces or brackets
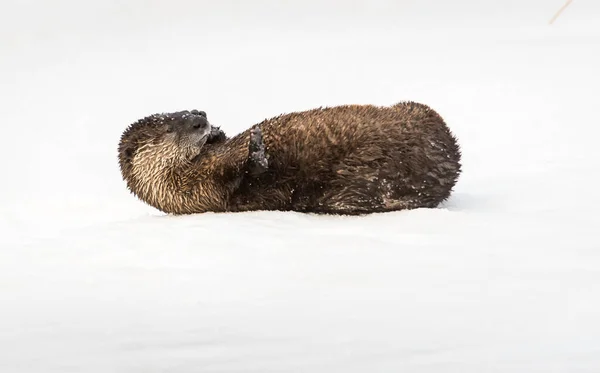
248,126,268,176
206,125,226,144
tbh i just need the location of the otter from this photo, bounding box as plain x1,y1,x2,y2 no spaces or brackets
118,101,461,215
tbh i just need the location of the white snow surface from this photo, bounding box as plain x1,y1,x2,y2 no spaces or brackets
1,0,600,371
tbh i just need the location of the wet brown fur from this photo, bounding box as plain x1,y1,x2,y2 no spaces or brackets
118,101,461,215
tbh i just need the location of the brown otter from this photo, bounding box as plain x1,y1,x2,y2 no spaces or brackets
118,101,461,215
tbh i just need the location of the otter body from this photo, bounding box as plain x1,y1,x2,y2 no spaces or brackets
118,102,461,215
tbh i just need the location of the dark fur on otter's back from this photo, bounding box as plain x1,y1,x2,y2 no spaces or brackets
118,102,461,215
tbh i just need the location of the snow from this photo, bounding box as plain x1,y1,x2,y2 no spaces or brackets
1,0,600,371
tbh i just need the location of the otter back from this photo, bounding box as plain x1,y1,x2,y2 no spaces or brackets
220,101,461,214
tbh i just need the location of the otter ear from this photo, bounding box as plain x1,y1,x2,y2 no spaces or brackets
164,122,175,133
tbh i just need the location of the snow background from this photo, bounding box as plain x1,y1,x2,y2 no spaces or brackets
1,0,599,371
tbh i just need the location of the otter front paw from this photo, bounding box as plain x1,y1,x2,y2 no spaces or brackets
206,125,227,144
248,125,268,176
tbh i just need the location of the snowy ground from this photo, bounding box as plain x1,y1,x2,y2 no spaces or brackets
1,0,600,372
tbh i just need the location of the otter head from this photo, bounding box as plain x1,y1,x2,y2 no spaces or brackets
118,109,213,212
164,109,212,153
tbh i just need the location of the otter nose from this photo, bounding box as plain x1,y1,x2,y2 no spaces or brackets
191,110,206,117
190,116,208,130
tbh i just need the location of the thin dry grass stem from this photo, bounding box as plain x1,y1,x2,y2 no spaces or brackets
549,0,574,24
